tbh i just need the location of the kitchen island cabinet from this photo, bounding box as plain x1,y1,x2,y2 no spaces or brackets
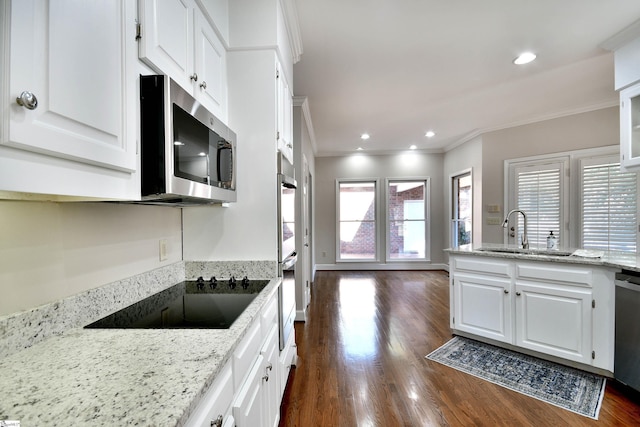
0,0,139,200
447,245,618,374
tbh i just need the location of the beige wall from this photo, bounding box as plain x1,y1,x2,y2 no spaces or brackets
315,152,445,267
0,201,182,316
480,107,620,243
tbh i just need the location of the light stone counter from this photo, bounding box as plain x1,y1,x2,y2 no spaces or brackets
0,261,280,426
446,243,640,273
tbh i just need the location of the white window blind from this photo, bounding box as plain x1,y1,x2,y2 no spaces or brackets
514,163,563,247
580,157,637,252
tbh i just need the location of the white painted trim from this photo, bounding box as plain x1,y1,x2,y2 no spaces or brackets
443,102,618,153
295,308,307,322
600,19,640,51
280,0,303,63
293,96,317,155
315,263,448,271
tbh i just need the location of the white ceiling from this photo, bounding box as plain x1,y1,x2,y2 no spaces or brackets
292,0,640,156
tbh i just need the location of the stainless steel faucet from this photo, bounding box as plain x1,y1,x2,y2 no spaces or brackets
503,209,528,249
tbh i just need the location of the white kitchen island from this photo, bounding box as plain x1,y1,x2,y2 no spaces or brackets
446,244,640,376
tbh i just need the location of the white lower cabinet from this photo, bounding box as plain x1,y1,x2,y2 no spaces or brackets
453,272,512,343
233,319,280,427
185,361,234,427
515,281,592,364
450,254,616,372
233,353,266,426
259,325,280,427
186,287,294,427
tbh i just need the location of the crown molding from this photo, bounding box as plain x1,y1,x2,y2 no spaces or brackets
281,0,304,63
443,100,619,153
600,19,640,51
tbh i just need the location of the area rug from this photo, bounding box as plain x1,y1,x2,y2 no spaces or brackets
426,336,606,419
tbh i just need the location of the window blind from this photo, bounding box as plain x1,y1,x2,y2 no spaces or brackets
581,160,637,252
515,165,562,247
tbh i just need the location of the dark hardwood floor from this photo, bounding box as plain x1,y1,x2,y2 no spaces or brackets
278,270,640,426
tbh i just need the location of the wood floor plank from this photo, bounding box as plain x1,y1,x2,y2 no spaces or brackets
279,271,640,426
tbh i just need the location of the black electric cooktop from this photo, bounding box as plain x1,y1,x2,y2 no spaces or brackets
85,278,269,329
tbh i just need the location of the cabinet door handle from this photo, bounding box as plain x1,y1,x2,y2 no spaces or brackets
16,91,38,110
190,73,198,82
516,291,521,296
200,81,207,90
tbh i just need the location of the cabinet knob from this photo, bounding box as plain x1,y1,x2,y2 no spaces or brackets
16,91,38,110
262,374,269,382
504,289,509,294
516,291,521,296
190,73,198,82
200,81,207,90
266,363,273,372
210,415,223,427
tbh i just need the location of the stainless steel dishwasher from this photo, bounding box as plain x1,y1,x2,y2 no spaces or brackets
615,270,640,393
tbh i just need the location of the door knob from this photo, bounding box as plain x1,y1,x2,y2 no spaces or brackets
16,91,38,110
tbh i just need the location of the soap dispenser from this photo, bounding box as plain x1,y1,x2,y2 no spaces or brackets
546,231,557,250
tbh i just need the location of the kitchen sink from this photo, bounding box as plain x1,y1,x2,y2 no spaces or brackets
85,278,269,329
478,247,574,257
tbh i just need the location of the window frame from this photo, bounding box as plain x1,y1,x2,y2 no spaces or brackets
506,155,569,247
450,169,473,248
384,177,431,262
578,153,640,252
335,178,381,263
505,145,637,251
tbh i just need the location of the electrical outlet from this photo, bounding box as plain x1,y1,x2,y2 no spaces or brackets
486,217,502,225
486,204,501,213
159,239,168,261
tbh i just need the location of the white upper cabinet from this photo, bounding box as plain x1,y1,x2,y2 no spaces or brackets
620,83,640,171
603,24,640,171
276,62,293,163
0,0,139,200
138,0,227,121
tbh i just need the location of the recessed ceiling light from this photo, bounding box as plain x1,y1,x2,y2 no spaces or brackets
360,133,370,140
513,52,536,65
198,152,207,156
409,145,417,150
174,141,184,146
356,147,363,151
425,131,435,138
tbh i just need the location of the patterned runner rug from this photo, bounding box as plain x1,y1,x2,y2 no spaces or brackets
426,336,606,419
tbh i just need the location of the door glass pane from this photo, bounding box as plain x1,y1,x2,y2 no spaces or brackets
388,181,426,259
339,182,376,260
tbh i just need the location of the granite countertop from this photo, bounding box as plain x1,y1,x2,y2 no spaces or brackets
0,277,280,426
446,243,640,272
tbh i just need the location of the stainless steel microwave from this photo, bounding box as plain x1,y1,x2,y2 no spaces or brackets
139,75,236,205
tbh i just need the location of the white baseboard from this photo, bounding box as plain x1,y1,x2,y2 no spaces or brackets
295,308,307,322
315,262,449,271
